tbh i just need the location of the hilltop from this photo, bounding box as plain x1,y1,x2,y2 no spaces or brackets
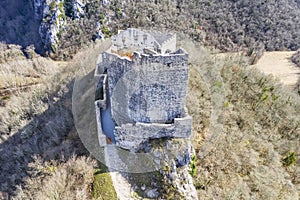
0,0,299,199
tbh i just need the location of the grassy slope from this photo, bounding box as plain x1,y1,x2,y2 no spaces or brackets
93,168,118,200
0,41,117,199
186,44,300,199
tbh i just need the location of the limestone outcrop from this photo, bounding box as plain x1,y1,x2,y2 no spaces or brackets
32,0,86,53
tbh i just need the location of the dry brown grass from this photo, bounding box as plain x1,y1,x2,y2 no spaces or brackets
0,40,113,198
15,155,97,200
185,42,300,199
0,46,59,108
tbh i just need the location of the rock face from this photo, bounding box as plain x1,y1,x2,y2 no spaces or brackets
32,0,86,53
162,140,198,200
33,0,46,19
38,0,66,53
72,0,85,19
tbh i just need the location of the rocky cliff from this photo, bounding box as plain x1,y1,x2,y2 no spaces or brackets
32,0,87,55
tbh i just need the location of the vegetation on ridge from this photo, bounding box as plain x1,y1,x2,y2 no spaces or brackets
186,43,300,199
1,0,299,59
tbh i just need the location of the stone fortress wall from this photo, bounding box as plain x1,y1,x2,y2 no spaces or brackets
110,28,177,54
114,115,192,150
95,28,193,150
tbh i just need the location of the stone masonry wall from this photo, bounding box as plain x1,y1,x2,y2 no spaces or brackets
112,28,160,53
95,28,192,150
107,52,189,124
161,34,177,54
114,116,192,150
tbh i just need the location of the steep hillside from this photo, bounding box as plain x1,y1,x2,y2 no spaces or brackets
185,43,300,199
2,0,297,59
0,41,113,197
0,0,43,53
44,0,300,58
0,0,299,199
0,39,299,199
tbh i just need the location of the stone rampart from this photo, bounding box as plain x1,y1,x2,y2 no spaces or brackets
161,34,177,54
114,115,192,150
107,51,189,124
111,28,160,53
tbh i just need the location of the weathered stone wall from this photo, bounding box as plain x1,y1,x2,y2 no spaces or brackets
95,101,108,147
94,74,107,109
114,116,192,150
106,52,189,124
112,28,160,53
161,34,177,54
95,28,192,150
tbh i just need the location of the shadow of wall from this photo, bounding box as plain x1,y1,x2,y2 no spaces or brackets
0,80,88,196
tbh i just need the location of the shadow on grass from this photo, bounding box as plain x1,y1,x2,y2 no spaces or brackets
0,80,88,197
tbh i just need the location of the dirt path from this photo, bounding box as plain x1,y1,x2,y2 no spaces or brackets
253,51,299,87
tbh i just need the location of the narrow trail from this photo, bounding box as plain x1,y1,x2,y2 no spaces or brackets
253,51,299,88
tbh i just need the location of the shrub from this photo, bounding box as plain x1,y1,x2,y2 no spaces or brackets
15,156,97,200
283,152,297,167
190,154,197,177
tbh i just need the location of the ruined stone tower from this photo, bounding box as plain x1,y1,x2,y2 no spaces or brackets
95,28,192,150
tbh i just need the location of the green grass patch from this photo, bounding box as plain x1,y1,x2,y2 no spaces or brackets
1,95,10,100
190,154,197,177
282,152,297,167
92,163,117,200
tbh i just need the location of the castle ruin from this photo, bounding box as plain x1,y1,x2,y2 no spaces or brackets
94,28,192,150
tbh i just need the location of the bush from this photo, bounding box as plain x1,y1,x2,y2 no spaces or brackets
190,155,197,177
15,156,97,200
283,152,297,167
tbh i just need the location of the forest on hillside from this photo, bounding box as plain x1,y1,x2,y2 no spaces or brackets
52,0,300,56
0,0,299,58
55,0,300,57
